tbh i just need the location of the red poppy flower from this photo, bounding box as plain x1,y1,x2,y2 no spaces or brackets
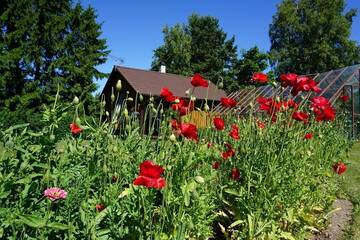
96,203,106,212
171,97,193,116
304,133,313,139
180,123,198,141
70,123,83,135
279,73,298,88
292,111,309,124
311,96,330,110
133,160,166,189
191,73,209,88
207,142,213,148
229,124,240,140
332,162,347,175
286,99,298,109
222,143,235,160
213,117,225,130
230,168,241,180
291,76,321,96
212,161,220,170
220,97,237,108
257,97,282,118
340,95,350,102
160,87,176,102
252,72,268,83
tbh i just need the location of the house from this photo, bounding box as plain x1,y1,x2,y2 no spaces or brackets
101,65,226,129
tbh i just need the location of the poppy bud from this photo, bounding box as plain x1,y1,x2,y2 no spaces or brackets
195,176,204,184
270,81,278,87
111,94,115,103
123,109,128,117
204,104,210,111
150,96,154,102
218,82,224,89
185,89,190,96
275,96,280,102
249,102,254,108
174,99,180,104
116,80,122,91
73,96,79,104
126,91,129,94
160,109,164,114
105,111,109,117
50,134,55,141
127,97,133,102
151,108,157,114
169,133,176,142
75,117,81,125
101,100,106,107
139,94,144,102
191,96,196,101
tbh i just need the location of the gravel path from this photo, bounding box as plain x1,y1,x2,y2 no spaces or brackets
312,199,353,240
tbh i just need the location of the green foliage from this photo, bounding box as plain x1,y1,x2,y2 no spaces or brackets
151,14,238,92
234,46,270,89
269,0,360,74
0,0,109,127
0,89,352,239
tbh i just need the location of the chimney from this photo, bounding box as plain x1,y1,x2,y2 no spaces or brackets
160,65,166,73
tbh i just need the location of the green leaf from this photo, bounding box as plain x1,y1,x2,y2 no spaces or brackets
18,214,47,228
229,219,245,228
280,231,296,240
47,222,72,230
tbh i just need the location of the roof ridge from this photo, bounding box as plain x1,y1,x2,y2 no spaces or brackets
115,65,192,80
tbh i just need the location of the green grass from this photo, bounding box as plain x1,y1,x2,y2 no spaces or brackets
340,142,360,240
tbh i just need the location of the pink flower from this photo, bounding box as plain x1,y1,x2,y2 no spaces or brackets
44,187,68,201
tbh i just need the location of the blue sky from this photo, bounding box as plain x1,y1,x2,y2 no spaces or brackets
80,0,360,92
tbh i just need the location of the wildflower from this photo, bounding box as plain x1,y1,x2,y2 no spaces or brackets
133,160,166,189
332,162,347,175
311,96,336,121
252,72,268,83
180,123,198,141
340,95,350,102
222,143,235,160
292,111,309,124
304,133,313,139
96,203,106,212
220,97,237,108
212,161,220,169
291,76,321,96
213,117,225,130
69,123,83,136
44,187,68,201
191,73,209,87
160,87,175,102
229,124,240,140
230,168,241,180
279,73,298,88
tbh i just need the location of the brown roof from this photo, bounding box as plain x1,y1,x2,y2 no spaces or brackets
112,66,226,101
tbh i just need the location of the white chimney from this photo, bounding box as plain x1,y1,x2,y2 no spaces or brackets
160,65,166,73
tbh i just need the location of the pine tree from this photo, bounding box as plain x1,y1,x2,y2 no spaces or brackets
0,0,108,127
